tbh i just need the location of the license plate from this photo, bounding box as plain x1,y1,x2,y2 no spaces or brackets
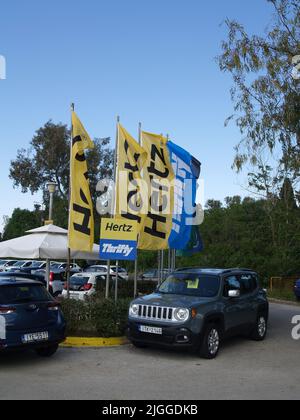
70,293,80,300
139,325,162,335
22,332,49,344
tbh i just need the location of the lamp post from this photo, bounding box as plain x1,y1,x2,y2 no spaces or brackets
45,181,57,291
46,181,57,221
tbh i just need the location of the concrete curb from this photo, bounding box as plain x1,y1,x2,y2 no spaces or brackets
269,298,300,307
61,337,129,348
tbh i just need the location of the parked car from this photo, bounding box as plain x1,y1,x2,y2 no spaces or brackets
84,265,129,281
22,261,47,274
5,260,34,273
294,279,300,301
50,262,81,271
34,266,81,297
109,266,129,281
61,273,106,300
140,269,169,282
0,260,18,272
128,268,269,359
0,277,66,356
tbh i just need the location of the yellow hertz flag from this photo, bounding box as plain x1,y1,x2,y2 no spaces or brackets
138,131,174,250
68,112,95,252
115,124,147,229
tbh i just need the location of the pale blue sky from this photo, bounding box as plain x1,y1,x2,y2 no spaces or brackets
0,0,274,231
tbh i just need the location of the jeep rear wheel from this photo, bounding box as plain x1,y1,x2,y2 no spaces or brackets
199,324,220,359
251,314,268,341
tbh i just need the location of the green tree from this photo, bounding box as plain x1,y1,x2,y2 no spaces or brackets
10,120,113,200
218,0,300,190
2,207,43,241
9,120,114,229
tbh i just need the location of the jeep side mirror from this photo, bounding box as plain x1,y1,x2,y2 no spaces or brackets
228,290,240,298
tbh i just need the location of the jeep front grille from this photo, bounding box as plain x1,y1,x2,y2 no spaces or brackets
137,304,174,321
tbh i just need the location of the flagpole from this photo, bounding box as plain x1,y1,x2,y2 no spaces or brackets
108,115,120,303
133,122,142,298
67,103,75,299
165,133,172,276
161,250,165,285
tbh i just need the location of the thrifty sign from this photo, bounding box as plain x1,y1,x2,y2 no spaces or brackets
100,218,138,261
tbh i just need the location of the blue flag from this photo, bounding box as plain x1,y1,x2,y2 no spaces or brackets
176,226,204,257
167,141,201,250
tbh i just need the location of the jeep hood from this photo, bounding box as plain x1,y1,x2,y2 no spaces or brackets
134,293,212,308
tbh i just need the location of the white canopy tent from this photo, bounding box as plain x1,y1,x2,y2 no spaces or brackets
0,224,100,289
0,224,100,260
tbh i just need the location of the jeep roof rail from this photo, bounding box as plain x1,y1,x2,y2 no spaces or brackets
222,268,255,273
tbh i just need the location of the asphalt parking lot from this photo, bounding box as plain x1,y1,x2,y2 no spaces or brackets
0,303,299,400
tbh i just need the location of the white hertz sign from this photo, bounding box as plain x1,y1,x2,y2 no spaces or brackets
100,218,138,261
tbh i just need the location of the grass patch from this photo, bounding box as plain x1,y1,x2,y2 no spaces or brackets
268,288,299,303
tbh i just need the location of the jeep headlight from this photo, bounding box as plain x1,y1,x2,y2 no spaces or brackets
174,308,190,322
129,304,139,317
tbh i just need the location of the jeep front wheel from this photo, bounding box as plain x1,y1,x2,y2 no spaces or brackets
199,324,220,359
251,314,268,341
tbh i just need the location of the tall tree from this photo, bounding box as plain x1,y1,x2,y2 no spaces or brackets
2,208,43,241
9,121,114,229
218,0,300,192
10,120,114,200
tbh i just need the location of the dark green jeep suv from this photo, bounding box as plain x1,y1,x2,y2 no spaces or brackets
127,268,269,359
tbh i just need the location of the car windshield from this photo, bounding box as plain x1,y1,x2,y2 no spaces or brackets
70,276,90,286
0,284,52,304
111,267,125,273
13,261,26,267
0,260,8,265
158,273,221,297
85,267,106,273
50,263,60,269
31,262,43,268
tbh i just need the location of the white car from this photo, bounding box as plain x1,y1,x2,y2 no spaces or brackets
84,265,129,281
50,262,81,271
61,272,107,301
5,260,35,272
0,260,18,272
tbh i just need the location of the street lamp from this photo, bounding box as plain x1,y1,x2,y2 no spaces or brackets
46,181,57,221
45,181,57,292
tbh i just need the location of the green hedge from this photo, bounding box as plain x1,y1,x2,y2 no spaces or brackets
60,281,157,337
60,298,132,337
95,279,157,298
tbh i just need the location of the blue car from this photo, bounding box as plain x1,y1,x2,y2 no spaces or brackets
294,279,300,301
0,277,66,357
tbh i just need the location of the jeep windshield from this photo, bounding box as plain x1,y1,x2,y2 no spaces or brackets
158,273,221,297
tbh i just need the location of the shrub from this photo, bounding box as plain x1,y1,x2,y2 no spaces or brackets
95,279,157,299
92,298,132,337
60,297,132,337
60,298,94,336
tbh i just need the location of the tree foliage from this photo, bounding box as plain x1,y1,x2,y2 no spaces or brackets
218,0,300,192
9,120,114,231
9,120,114,202
177,191,300,283
2,207,44,241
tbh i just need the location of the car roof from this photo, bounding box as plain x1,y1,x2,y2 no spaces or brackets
71,272,93,277
0,277,43,286
174,268,257,275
